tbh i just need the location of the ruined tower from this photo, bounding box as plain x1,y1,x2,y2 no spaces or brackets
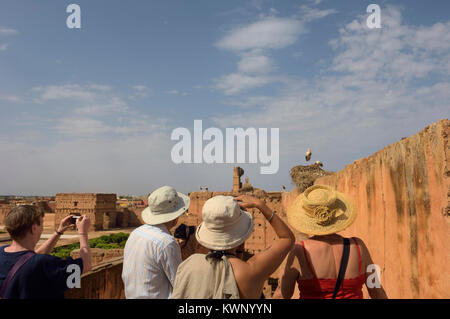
232,166,244,192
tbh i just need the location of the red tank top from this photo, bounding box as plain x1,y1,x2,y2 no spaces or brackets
296,238,365,299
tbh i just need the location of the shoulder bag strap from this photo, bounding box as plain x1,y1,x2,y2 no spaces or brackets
332,238,350,299
0,251,35,298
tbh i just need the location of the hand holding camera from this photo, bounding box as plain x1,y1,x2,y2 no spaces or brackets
76,215,91,235
57,214,76,234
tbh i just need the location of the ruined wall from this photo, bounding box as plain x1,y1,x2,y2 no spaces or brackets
0,204,14,225
55,193,116,231
308,119,449,299
70,248,124,267
65,257,124,299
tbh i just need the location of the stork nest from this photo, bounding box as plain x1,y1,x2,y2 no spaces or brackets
290,164,334,193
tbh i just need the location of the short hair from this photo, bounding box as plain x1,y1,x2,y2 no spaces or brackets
5,205,44,240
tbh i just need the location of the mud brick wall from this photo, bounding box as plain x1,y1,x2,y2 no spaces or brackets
65,257,124,299
124,207,144,227
296,119,449,299
70,248,124,267
103,211,117,229
0,205,14,225
55,193,116,231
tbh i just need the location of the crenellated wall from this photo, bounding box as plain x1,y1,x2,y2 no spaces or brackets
302,119,450,299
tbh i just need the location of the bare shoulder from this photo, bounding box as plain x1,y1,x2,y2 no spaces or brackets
229,256,254,275
352,237,369,251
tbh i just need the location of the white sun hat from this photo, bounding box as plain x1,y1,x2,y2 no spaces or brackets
195,195,254,250
141,186,190,225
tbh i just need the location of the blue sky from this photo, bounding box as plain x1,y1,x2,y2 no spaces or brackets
0,0,449,196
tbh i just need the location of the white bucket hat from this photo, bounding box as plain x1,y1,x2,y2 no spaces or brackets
141,186,190,225
195,195,254,250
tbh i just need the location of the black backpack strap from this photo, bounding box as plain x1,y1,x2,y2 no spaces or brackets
332,237,350,299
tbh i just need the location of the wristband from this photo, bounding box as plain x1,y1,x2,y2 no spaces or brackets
55,230,64,236
267,211,275,222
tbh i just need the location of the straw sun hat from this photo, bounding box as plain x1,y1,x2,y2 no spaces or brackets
141,186,190,225
196,195,254,250
287,185,356,236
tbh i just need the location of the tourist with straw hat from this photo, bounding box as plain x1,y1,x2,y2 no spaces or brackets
122,186,190,299
278,184,387,299
171,194,295,299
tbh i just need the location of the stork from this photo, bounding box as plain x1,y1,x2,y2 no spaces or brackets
305,148,312,162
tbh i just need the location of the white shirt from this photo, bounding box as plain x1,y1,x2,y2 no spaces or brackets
122,224,182,299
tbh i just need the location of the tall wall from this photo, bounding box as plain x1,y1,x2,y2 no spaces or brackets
309,119,449,299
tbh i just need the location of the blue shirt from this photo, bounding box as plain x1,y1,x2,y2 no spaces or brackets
0,245,83,299
122,224,182,299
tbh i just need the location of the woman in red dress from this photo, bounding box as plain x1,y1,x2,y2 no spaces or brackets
279,185,388,299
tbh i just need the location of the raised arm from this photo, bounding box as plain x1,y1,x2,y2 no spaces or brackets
235,195,295,283
36,215,74,255
76,215,92,274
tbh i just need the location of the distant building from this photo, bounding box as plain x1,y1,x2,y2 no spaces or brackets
55,193,117,231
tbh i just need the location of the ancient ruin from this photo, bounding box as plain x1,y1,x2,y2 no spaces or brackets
1,119,448,299
55,193,117,231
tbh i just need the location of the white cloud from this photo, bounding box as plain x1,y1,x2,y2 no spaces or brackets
54,116,167,137
238,52,273,74
33,84,97,102
88,84,111,92
129,85,151,99
216,17,304,52
0,27,19,52
213,6,450,168
55,117,111,137
166,89,179,95
132,85,149,92
0,94,21,102
214,73,272,95
30,83,166,138
72,97,131,116
214,4,337,95
0,27,18,36
300,7,337,22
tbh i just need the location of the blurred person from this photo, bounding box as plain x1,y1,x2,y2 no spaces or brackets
0,205,92,299
279,185,388,299
122,186,189,299
171,195,294,299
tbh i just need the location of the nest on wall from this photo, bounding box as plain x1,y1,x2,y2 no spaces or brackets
290,164,334,193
